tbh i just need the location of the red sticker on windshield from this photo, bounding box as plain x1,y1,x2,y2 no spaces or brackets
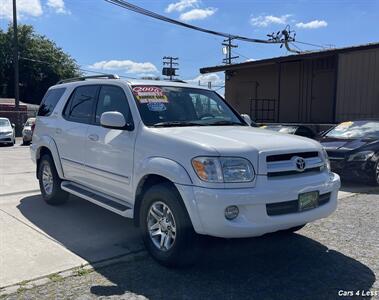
132,86,168,103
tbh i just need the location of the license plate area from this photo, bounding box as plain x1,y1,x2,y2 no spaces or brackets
298,191,319,211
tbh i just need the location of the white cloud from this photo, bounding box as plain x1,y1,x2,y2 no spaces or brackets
47,0,69,14
0,0,43,19
296,20,328,29
250,14,291,27
245,58,256,62
187,73,223,87
165,0,198,13
179,8,217,21
88,60,158,74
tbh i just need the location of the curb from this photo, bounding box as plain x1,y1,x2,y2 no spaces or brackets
0,249,147,297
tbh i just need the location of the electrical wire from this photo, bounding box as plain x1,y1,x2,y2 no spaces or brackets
104,0,280,45
19,56,137,79
294,40,327,49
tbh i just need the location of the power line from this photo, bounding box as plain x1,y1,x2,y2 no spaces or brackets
294,40,327,49
104,0,281,45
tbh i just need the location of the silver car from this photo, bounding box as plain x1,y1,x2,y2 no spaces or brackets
0,117,16,146
22,117,35,145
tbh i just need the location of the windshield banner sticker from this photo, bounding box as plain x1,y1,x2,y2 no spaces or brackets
132,86,168,103
147,102,167,112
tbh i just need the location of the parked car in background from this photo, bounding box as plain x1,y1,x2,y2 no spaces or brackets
261,124,316,139
319,120,379,185
22,117,36,145
0,117,15,146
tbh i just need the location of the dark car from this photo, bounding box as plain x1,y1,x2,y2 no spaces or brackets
319,120,379,185
261,124,316,139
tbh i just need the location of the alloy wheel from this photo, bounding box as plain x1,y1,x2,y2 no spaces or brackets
147,201,177,251
42,163,54,195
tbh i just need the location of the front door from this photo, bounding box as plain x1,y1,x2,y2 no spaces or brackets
83,85,136,202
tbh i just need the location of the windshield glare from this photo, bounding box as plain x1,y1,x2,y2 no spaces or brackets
0,119,10,127
132,86,244,127
326,121,379,139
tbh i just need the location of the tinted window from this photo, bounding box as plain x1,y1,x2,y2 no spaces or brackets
95,86,131,124
38,88,66,116
64,86,98,123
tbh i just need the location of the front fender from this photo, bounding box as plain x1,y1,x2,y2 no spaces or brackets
35,136,64,179
134,157,193,188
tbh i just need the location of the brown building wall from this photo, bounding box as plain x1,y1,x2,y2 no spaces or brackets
335,48,379,121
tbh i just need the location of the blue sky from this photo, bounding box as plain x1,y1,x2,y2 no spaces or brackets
1,0,379,87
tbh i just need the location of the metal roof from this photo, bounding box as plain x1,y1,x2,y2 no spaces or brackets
200,42,379,74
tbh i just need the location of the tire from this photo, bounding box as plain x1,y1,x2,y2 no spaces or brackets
369,161,379,186
279,224,306,234
140,182,200,267
38,154,68,205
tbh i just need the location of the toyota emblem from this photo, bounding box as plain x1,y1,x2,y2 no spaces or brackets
294,157,306,172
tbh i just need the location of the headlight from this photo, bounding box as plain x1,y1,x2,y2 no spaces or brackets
192,157,255,183
347,151,374,162
321,148,331,172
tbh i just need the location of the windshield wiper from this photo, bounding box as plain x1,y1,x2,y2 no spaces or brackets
208,120,245,126
153,121,204,127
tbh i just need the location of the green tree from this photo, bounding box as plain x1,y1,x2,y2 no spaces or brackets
0,24,80,104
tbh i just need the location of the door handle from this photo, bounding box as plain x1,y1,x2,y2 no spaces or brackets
56,128,62,134
88,134,99,141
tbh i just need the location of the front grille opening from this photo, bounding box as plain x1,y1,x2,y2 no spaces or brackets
267,151,319,162
268,167,322,177
266,192,331,216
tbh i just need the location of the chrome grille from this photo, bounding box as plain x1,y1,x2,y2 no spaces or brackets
266,151,324,177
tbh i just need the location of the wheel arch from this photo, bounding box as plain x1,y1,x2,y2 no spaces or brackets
36,136,64,179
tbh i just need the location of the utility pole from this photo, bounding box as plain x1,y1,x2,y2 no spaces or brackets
162,56,179,81
222,37,239,65
12,0,19,109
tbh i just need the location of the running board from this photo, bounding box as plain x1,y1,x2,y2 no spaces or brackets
61,181,133,218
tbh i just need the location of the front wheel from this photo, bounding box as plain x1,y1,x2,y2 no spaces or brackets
140,183,200,267
369,161,379,186
38,154,68,205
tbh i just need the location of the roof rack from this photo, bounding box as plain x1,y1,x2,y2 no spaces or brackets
57,74,120,84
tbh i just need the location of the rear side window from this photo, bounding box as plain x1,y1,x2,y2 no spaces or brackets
63,85,98,124
38,88,66,116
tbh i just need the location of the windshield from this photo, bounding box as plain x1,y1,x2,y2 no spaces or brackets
0,119,10,127
325,121,379,139
132,86,245,127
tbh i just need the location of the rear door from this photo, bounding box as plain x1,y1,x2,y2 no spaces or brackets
83,85,136,202
55,85,99,184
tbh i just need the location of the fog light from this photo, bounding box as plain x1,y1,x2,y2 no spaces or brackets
225,205,239,220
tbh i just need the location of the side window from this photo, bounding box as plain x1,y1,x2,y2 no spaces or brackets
63,85,98,124
95,85,131,124
191,94,225,118
38,88,66,116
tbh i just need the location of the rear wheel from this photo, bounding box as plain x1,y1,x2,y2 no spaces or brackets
140,183,200,267
38,154,68,205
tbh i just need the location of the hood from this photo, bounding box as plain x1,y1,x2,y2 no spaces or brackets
319,136,376,151
151,126,321,155
0,126,12,133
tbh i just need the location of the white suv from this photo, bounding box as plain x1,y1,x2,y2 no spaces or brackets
31,75,340,266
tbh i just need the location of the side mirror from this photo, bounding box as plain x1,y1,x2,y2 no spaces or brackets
241,114,252,126
100,111,131,130
11,123,15,128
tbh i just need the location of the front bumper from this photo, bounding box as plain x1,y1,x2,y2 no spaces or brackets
22,132,33,142
330,159,375,182
176,172,340,238
0,136,13,144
